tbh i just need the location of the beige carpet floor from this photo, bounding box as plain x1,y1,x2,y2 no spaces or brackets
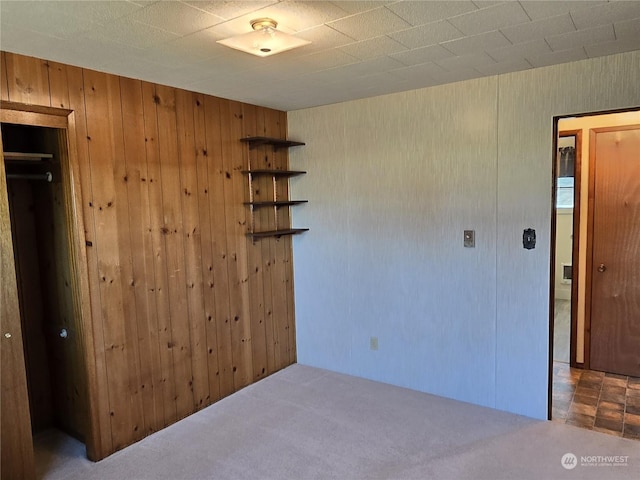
35,364,639,479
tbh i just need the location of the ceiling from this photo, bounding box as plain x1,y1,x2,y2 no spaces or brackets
1,1,640,111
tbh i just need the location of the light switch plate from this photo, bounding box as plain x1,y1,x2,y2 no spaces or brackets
464,230,475,248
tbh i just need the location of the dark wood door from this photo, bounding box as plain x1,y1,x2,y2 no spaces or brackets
590,125,640,377
1,147,36,479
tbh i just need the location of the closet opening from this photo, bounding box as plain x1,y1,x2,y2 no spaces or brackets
2,122,89,469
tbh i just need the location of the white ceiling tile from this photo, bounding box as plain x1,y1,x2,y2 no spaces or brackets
147,30,225,63
327,6,412,40
448,2,530,36
389,62,448,81
338,36,408,60
386,1,478,26
389,20,465,49
487,39,552,63
254,1,352,30
127,0,160,6
429,67,482,84
184,1,278,20
79,18,179,49
299,49,360,70
442,31,511,56
330,1,396,15
501,13,576,45
98,56,167,80
0,23,65,59
472,1,507,7
126,2,224,36
294,25,355,52
474,58,532,76
0,1,100,39
571,1,640,30
585,36,640,58
47,37,147,71
527,46,588,68
546,24,615,52
614,17,640,39
326,55,406,78
436,53,497,71
390,44,455,66
519,1,606,21
66,1,143,25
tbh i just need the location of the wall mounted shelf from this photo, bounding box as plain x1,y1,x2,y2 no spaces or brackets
241,169,306,177
248,228,309,239
240,136,305,151
244,200,308,208
240,136,308,240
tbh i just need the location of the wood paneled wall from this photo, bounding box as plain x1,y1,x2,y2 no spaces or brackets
0,51,296,460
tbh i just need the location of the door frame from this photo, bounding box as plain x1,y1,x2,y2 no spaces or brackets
548,107,640,420
0,101,100,460
558,129,583,370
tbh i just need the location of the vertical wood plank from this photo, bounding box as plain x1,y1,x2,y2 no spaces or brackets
141,81,177,427
175,89,210,410
254,110,277,374
107,72,146,446
104,75,145,446
1,52,9,101
4,52,51,106
219,99,253,389
203,96,234,398
119,77,164,436
46,61,71,109
65,65,112,459
154,84,194,420
241,104,268,381
193,93,221,403
83,69,134,451
264,109,289,370
279,109,297,364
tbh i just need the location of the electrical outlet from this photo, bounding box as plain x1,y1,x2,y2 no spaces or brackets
370,336,378,351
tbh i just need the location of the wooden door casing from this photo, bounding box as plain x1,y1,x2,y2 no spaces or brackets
589,125,640,377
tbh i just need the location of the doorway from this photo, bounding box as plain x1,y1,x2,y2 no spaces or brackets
1,106,96,478
550,108,640,439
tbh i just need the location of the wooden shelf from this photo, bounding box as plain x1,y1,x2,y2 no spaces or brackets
240,136,308,239
242,169,306,177
248,228,309,239
245,200,308,208
240,136,305,151
3,151,54,161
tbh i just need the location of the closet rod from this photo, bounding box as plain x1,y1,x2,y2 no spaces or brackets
6,172,53,182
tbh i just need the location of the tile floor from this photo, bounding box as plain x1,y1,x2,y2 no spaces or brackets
552,361,640,440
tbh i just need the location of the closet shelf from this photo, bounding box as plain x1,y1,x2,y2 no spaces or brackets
247,228,309,239
240,136,305,151
3,151,54,161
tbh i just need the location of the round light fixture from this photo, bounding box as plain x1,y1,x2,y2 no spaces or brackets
251,18,278,30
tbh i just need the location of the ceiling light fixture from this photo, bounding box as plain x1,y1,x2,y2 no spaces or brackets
217,18,311,57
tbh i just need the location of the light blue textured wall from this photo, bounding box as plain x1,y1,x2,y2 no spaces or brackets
288,51,640,419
